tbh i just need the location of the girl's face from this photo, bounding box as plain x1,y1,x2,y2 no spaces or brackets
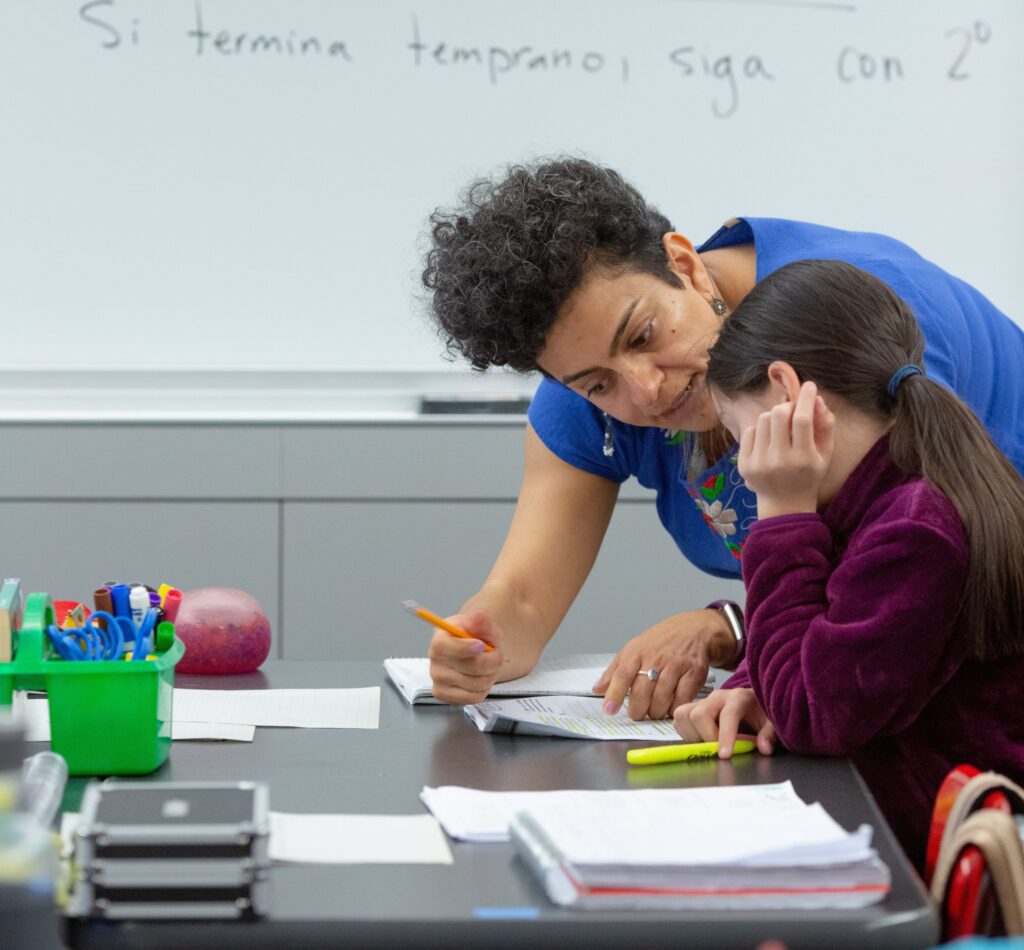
536,264,724,432
710,385,785,443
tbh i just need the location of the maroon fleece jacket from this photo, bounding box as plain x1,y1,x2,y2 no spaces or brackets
723,436,1024,869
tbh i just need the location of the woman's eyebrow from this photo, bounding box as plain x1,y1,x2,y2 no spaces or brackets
607,299,640,357
560,298,640,386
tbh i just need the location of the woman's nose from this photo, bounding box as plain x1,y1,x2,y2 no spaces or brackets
624,363,662,407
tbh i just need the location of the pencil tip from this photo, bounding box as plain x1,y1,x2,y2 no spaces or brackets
400,600,419,613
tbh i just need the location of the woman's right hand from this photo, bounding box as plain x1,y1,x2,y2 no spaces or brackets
593,608,738,721
427,608,505,705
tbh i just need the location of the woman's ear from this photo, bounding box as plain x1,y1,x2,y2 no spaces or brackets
766,361,803,403
662,232,715,296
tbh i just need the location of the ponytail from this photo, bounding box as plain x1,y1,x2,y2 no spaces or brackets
889,376,1024,660
708,258,1024,661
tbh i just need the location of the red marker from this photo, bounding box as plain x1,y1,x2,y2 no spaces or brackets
162,588,183,625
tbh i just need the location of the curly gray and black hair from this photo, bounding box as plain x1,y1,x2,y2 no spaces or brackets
422,157,681,373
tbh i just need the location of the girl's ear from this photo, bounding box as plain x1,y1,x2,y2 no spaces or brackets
766,361,803,403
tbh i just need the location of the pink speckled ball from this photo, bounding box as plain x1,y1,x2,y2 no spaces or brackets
173,587,271,674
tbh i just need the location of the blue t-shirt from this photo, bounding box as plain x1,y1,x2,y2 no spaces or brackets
528,217,1024,579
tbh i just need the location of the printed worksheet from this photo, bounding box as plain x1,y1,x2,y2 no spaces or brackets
465,694,680,739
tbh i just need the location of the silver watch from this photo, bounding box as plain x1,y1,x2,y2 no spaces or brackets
707,600,745,668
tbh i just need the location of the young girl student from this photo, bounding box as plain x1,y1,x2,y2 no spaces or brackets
672,258,1024,872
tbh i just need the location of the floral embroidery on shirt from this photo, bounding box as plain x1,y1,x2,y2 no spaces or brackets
698,498,737,537
670,435,756,560
701,473,725,501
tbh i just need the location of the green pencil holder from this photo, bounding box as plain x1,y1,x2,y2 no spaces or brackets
0,592,184,776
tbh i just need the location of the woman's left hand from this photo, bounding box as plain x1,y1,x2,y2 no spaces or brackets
738,381,834,519
673,687,777,758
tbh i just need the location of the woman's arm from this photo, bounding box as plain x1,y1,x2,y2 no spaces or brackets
429,424,741,712
427,423,619,704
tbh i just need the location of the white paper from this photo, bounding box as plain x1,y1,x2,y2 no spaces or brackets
385,653,714,705
173,687,380,729
13,692,256,742
465,695,682,740
422,781,807,843
522,796,876,868
269,812,453,864
61,810,453,866
170,721,256,742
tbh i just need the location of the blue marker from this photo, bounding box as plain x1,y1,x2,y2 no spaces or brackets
109,584,131,619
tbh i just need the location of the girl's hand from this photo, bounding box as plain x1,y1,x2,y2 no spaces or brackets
737,381,835,519
673,687,777,758
427,609,504,705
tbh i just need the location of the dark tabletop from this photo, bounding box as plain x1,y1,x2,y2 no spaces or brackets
60,660,939,950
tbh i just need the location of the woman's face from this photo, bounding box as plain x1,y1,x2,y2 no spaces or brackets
536,264,724,432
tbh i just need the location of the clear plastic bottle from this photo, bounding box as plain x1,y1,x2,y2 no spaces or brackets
19,751,68,829
0,712,63,947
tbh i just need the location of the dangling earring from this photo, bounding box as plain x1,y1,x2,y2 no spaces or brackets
711,296,727,316
602,413,615,457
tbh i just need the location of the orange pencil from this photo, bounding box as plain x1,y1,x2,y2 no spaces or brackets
400,600,494,652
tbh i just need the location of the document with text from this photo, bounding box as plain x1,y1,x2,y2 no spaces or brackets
465,694,683,740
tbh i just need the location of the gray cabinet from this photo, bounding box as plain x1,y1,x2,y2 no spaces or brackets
0,500,280,651
282,498,742,661
0,421,743,661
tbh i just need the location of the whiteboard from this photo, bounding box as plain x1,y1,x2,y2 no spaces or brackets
1,0,1021,372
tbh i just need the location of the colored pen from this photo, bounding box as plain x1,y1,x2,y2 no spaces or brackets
157,583,174,606
162,588,183,625
626,739,756,766
93,587,113,630
109,583,131,619
401,600,494,652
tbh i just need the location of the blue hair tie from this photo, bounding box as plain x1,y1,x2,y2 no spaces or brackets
887,363,923,398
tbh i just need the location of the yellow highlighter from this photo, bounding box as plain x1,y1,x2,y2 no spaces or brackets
627,739,756,766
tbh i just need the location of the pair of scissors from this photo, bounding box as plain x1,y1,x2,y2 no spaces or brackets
46,606,159,661
130,607,159,660
46,610,125,661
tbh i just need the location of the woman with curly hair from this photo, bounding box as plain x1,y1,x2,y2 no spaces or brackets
420,157,1024,720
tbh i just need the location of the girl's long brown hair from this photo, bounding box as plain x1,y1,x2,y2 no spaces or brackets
707,258,1024,660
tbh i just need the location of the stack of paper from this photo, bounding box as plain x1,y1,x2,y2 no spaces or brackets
509,784,891,910
422,781,810,843
385,653,714,705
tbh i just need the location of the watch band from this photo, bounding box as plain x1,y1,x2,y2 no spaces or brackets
706,599,745,668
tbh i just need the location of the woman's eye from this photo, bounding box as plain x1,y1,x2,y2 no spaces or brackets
630,322,653,349
586,379,608,399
